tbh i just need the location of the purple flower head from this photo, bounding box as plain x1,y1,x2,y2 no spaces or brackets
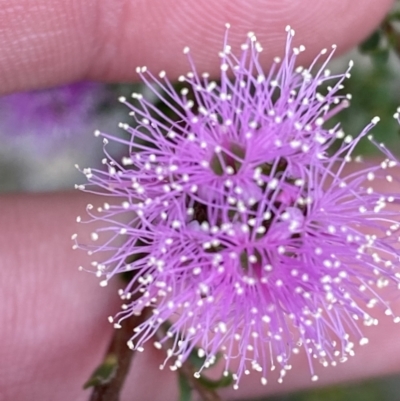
76,25,400,387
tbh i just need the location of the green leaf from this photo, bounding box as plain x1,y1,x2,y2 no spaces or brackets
371,48,390,66
387,10,400,22
187,350,207,370
188,348,224,370
178,372,192,401
359,30,381,53
83,353,118,389
197,371,234,389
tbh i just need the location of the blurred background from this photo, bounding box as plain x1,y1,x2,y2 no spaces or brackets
1,3,400,401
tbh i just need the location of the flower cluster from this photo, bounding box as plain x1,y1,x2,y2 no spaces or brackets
75,25,400,387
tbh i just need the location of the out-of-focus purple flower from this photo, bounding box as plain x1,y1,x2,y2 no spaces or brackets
76,25,400,387
0,81,102,138
0,81,126,191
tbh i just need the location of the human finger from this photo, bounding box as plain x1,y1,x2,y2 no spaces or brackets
2,188,400,401
0,0,394,94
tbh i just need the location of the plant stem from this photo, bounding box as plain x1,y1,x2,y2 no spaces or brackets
88,314,143,401
88,312,222,401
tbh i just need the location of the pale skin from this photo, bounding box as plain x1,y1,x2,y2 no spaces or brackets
0,0,399,400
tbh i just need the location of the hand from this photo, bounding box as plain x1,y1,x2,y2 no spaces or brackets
0,1,397,400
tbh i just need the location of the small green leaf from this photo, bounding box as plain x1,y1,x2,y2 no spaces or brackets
187,350,207,370
387,10,400,22
390,31,400,58
178,372,192,401
359,30,381,53
83,354,118,389
371,48,390,66
197,371,234,389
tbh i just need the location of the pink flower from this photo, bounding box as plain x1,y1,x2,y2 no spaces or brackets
76,26,400,387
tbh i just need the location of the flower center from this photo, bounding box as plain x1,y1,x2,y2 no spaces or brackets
190,145,308,271
210,142,246,176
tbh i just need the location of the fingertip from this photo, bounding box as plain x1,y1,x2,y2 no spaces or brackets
0,0,394,93
0,192,122,400
88,0,394,81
